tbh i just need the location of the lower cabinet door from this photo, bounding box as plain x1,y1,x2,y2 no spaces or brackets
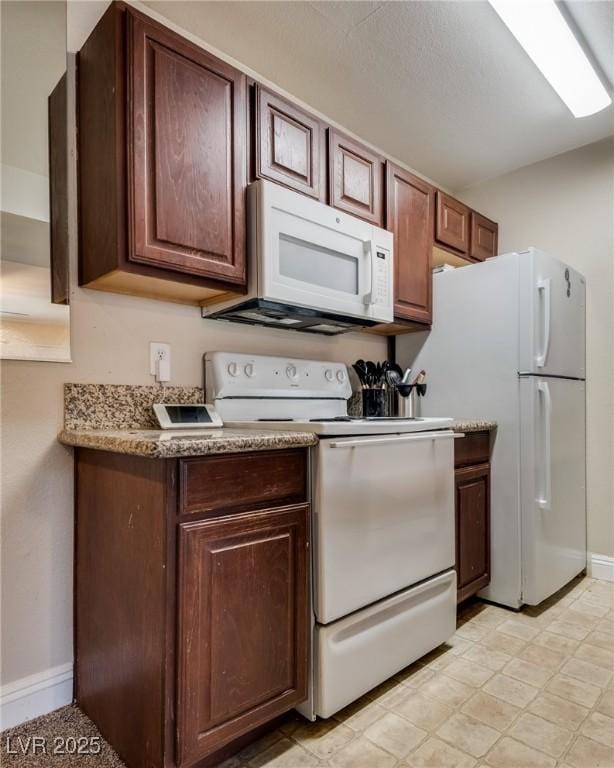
176,504,309,766
455,463,490,603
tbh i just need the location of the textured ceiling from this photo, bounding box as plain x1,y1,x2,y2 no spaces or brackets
145,0,614,190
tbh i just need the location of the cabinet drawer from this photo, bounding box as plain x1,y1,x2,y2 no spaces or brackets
179,449,307,516
454,432,490,467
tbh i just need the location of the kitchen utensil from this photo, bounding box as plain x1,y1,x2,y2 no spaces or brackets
385,369,402,388
412,370,426,386
365,361,378,387
401,367,413,385
353,362,368,388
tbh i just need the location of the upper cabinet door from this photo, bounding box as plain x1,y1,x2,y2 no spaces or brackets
255,86,325,201
435,191,469,254
386,164,433,325
470,212,498,261
329,130,384,226
127,10,247,283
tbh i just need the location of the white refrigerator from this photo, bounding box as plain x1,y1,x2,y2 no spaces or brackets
397,248,586,608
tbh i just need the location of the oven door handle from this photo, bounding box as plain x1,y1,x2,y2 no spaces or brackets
328,431,458,449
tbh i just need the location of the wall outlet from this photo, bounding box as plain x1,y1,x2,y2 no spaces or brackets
150,342,171,383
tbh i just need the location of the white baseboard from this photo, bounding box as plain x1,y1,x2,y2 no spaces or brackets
589,553,614,583
0,663,73,731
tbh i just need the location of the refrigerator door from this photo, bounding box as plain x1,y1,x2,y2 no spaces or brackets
520,376,586,605
519,249,585,379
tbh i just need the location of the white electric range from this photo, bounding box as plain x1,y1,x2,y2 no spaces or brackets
205,352,458,719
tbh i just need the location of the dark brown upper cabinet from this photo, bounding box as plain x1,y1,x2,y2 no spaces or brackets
386,163,434,326
470,211,498,261
435,191,470,254
78,2,247,304
329,129,384,226
254,85,325,201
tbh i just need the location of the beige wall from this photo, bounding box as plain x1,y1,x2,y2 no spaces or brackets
458,138,614,559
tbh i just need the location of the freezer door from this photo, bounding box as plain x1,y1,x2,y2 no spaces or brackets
520,376,586,605
519,249,585,378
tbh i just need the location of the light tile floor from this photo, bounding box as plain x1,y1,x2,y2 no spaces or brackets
231,575,614,768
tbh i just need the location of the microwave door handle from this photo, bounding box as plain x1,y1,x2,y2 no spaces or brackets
363,238,377,306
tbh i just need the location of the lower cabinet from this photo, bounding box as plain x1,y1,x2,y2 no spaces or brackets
177,505,309,767
75,448,310,768
454,433,491,603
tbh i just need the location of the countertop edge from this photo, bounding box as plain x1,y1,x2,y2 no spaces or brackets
452,420,497,433
58,429,319,458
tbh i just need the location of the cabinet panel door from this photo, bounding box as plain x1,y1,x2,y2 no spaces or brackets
329,130,384,226
470,212,498,261
436,191,469,254
255,86,324,200
128,10,246,284
455,464,490,603
176,504,309,766
386,163,433,325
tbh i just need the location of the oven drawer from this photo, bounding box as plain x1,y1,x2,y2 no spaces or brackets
315,570,456,718
314,431,455,624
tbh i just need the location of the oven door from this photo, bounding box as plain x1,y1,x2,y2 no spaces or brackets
314,431,455,624
255,181,393,324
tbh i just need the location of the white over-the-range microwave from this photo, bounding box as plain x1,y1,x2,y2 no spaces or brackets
202,180,394,335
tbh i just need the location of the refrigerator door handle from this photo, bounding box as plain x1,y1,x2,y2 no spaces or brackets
537,380,552,511
536,278,551,368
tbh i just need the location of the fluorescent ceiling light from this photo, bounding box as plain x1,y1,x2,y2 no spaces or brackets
488,0,611,118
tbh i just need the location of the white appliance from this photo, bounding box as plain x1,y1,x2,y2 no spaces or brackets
205,352,457,719
202,180,394,335
397,248,587,609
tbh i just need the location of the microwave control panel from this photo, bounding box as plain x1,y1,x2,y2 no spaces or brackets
374,250,390,305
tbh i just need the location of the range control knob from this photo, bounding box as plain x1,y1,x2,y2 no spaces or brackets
336,369,347,383
227,362,239,377
286,364,298,380
244,363,255,378
324,368,335,382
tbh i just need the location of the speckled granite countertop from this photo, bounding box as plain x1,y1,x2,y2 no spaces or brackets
452,420,497,433
60,383,317,457
58,427,318,458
